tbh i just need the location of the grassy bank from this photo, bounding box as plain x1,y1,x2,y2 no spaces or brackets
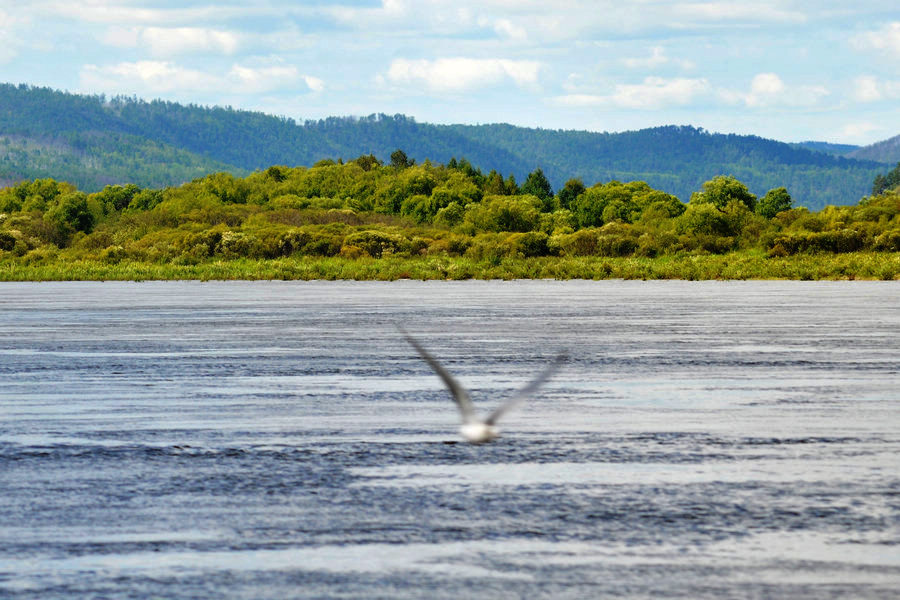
3,251,899,282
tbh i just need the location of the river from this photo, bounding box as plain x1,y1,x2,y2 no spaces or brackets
1,280,898,598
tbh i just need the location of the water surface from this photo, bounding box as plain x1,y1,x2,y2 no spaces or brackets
1,280,898,598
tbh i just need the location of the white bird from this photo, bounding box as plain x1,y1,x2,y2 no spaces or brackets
399,327,567,443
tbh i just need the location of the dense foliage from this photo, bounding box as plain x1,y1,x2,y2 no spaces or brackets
848,134,900,164
872,162,900,196
2,155,899,280
0,83,888,210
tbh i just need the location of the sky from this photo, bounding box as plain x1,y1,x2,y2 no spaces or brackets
0,0,898,145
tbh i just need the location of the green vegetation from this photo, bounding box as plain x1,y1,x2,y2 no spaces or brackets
872,162,900,196
0,83,889,210
2,157,899,281
848,133,900,165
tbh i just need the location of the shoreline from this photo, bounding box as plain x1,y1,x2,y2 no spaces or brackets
3,252,899,282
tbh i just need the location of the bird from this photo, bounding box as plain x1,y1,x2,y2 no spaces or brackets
399,327,567,443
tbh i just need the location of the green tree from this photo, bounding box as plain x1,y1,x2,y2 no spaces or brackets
94,183,141,212
483,170,507,195
756,187,793,219
390,149,414,169
505,174,519,195
690,175,757,212
354,154,382,172
872,162,900,195
44,191,95,245
464,195,541,232
557,178,585,210
521,168,554,207
571,181,642,227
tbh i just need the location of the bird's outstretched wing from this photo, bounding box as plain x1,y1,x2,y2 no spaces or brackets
398,327,476,423
485,352,567,425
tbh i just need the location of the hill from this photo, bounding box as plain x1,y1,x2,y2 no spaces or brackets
792,141,860,156
0,83,887,210
848,134,900,165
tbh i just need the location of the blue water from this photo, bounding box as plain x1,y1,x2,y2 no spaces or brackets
1,280,898,598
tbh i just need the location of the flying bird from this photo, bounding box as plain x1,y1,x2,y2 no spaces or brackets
399,327,567,443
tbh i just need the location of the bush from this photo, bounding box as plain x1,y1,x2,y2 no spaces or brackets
464,195,541,232
43,192,96,246
596,223,639,257
270,194,311,210
690,175,757,212
434,202,465,228
554,229,599,256
874,229,900,252
510,231,551,257
769,229,867,255
0,231,16,251
756,187,793,219
342,230,403,258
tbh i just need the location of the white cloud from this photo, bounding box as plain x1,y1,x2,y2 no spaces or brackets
80,60,321,96
720,73,829,107
99,26,139,48
623,46,694,70
746,72,786,106
852,22,900,58
101,26,239,56
43,2,244,26
386,57,540,92
142,27,239,56
556,77,711,109
0,8,22,63
80,61,218,94
853,75,900,103
492,18,528,41
304,76,325,93
623,47,669,69
674,2,806,24
228,64,300,93
838,121,879,142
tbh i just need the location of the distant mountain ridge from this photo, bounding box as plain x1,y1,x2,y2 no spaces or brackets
792,141,861,156
848,133,900,164
0,82,891,209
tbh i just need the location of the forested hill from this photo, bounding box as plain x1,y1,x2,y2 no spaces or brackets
792,141,861,156
848,134,900,164
0,83,888,210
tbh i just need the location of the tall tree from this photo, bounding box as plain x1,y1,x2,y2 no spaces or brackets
872,162,900,195
390,149,413,169
756,187,793,218
690,175,757,212
557,178,586,210
521,168,553,202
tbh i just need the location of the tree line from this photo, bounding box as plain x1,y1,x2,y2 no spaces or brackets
1,84,887,211
1,152,899,268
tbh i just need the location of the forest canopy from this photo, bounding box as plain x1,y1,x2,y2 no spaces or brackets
2,152,899,283
0,83,887,211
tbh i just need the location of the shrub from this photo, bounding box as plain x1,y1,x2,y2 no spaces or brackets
342,230,403,258
768,229,866,255
690,175,757,212
510,231,551,257
874,229,900,252
464,195,541,232
756,187,793,219
43,192,96,246
434,202,466,228
0,231,16,251
270,194,311,210
554,229,599,256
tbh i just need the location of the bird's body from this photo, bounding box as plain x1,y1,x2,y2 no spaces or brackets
399,327,566,443
460,421,500,444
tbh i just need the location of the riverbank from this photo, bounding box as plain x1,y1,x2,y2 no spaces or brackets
3,251,899,281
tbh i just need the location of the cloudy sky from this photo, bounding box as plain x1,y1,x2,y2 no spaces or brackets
1,0,898,145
